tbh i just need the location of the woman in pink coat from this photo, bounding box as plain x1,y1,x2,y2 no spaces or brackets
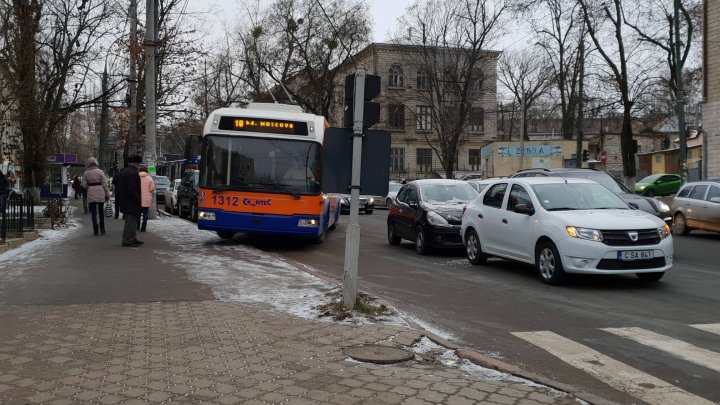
137,167,156,232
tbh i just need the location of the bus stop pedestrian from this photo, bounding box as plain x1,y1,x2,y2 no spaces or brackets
115,155,143,247
82,157,111,236
137,167,155,232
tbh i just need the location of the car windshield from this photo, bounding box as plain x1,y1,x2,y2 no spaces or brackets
155,177,171,186
558,171,630,194
639,174,662,183
532,183,629,211
419,183,478,204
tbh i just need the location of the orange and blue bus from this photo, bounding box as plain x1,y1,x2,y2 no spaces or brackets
195,103,340,242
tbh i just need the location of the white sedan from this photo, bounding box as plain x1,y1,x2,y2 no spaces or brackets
460,177,673,285
163,179,182,215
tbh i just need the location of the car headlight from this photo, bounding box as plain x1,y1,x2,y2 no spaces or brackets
198,211,215,221
426,211,449,226
341,198,349,204
367,197,374,204
657,201,670,212
566,226,603,242
658,224,671,239
638,185,646,190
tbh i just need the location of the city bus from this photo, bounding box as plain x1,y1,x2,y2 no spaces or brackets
194,103,340,242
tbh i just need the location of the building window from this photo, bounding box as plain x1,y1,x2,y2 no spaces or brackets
469,149,481,171
417,148,432,172
655,155,662,163
388,104,405,129
390,147,405,172
416,105,432,131
467,107,484,133
416,69,430,90
389,65,404,88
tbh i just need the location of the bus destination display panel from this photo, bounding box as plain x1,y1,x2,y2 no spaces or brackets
218,116,309,136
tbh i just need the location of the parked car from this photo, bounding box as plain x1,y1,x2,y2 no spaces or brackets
379,181,403,208
459,173,483,180
511,168,672,224
177,170,199,222
336,194,375,214
163,179,182,215
466,178,500,193
670,181,720,234
387,179,479,254
153,175,171,204
634,174,683,197
461,177,673,284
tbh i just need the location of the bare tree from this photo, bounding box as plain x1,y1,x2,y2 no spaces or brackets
497,49,553,140
0,0,123,193
243,0,372,117
392,0,505,180
578,0,661,183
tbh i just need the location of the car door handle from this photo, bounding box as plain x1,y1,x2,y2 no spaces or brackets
478,214,483,219
502,219,508,224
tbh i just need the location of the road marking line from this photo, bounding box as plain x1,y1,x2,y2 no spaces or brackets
690,323,720,336
512,331,714,405
602,327,720,373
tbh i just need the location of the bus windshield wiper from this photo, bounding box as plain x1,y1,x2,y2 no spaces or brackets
256,182,301,200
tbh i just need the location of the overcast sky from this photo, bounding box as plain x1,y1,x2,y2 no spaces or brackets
193,0,414,43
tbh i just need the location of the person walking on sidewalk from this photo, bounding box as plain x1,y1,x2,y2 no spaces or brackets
137,167,155,232
71,176,82,199
82,157,111,236
115,155,143,247
111,175,121,219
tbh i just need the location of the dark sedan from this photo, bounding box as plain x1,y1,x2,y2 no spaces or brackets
387,179,479,254
337,194,375,215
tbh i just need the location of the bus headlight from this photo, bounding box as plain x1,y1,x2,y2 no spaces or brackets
298,218,319,227
198,211,216,221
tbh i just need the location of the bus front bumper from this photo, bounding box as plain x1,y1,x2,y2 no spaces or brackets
196,209,323,237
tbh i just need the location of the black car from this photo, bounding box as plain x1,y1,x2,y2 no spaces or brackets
337,194,375,215
387,179,479,254
511,168,672,224
176,169,199,222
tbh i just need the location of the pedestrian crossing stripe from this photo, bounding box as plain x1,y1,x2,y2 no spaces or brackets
690,323,720,336
512,331,715,405
602,327,720,373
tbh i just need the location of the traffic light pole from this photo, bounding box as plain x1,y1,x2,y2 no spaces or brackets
342,68,366,310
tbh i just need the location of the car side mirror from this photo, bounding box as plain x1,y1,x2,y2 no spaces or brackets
628,202,640,209
711,197,720,203
514,203,534,215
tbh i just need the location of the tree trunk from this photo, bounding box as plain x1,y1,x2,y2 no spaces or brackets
620,108,635,186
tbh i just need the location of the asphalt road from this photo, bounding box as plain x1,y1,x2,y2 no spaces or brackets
236,209,720,405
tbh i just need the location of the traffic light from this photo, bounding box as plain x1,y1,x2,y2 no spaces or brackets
343,73,381,129
581,149,589,162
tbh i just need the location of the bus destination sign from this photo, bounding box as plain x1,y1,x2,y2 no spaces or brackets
218,116,309,136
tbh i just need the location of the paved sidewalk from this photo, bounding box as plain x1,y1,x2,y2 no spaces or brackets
0,200,586,404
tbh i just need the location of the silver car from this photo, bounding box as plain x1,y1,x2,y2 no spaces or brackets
163,179,182,215
670,181,720,234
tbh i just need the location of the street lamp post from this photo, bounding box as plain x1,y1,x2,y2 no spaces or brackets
674,0,688,180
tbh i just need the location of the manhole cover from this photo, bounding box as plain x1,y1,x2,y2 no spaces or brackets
343,345,414,364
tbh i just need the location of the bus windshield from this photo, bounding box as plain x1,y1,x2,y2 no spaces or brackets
200,134,321,195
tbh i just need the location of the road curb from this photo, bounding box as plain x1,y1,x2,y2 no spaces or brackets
284,255,617,405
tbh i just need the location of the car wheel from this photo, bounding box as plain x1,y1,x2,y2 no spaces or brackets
165,202,171,213
674,212,690,235
217,231,235,239
645,189,655,197
386,197,392,207
536,241,565,285
636,272,664,282
465,229,487,265
415,226,429,255
388,223,401,245
365,208,374,215
190,204,198,222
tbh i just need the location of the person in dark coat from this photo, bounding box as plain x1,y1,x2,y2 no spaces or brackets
115,155,143,247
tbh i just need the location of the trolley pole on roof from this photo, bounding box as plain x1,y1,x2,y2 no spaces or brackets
342,67,366,310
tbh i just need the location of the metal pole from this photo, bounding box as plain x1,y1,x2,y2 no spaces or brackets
145,0,158,218
342,67,366,310
576,39,585,167
675,0,687,180
519,92,525,171
99,65,109,173
128,0,138,156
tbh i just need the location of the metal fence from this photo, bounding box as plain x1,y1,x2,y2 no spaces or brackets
1,191,35,242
